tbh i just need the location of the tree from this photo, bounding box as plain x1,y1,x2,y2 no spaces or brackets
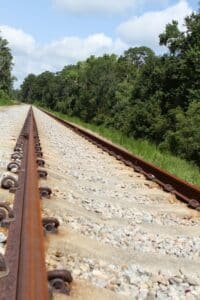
20,8,200,165
21,74,37,103
161,102,200,165
122,47,155,68
159,9,200,108
0,34,13,94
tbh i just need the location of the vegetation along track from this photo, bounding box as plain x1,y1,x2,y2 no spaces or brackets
0,105,199,299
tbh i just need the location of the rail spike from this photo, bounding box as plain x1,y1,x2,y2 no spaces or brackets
1,175,18,190
146,173,156,181
7,161,20,173
14,146,23,153
188,199,200,210
39,187,52,198
163,184,175,193
48,270,73,295
134,166,143,173
37,159,45,167
38,169,48,178
0,202,14,222
42,217,60,233
11,152,23,160
36,151,43,158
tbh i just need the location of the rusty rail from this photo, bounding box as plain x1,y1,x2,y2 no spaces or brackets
0,107,73,298
41,108,200,210
0,108,49,299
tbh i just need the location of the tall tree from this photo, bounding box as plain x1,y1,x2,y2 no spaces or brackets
19,8,200,165
0,35,13,94
159,9,200,108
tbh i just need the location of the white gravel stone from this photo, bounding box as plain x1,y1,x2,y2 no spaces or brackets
0,233,6,243
0,105,29,255
46,252,200,299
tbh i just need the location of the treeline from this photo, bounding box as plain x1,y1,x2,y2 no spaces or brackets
20,10,200,166
0,34,13,100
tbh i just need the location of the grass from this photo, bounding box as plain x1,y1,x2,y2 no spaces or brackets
44,108,200,187
0,98,16,106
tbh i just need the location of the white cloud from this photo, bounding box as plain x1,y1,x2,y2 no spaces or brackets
41,33,113,60
0,25,36,55
53,0,173,14
0,1,193,88
39,33,127,67
53,0,135,14
0,25,127,87
117,0,192,51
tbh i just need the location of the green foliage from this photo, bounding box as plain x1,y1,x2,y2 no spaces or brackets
0,95,14,106
0,89,15,106
0,89,10,100
126,98,168,143
0,34,13,94
122,46,155,68
20,9,200,167
161,102,200,163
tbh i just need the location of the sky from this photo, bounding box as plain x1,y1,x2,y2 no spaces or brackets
0,0,198,87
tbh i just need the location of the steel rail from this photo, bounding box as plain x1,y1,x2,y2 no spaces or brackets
40,108,200,210
0,108,49,299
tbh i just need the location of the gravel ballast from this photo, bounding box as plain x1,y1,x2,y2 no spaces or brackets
33,107,200,300
0,105,29,255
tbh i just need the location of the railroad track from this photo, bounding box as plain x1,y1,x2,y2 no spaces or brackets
0,105,199,300
41,108,200,210
0,107,72,300
34,107,199,300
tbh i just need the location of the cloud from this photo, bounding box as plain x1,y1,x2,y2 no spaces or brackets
0,25,36,55
53,0,174,15
0,1,193,87
41,33,113,59
117,0,192,51
0,25,127,87
53,0,135,14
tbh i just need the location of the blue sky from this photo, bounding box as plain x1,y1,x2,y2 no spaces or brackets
0,0,198,87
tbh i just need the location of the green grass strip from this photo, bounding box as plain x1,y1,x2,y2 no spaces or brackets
45,109,200,187
0,98,16,106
